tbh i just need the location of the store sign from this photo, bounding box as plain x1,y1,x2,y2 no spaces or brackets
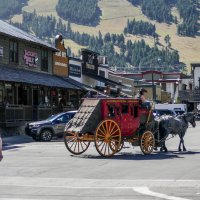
53,35,69,77
82,50,98,75
24,50,38,67
69,64,81,77
0,47,3,57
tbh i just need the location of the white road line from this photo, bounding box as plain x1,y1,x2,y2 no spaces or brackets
133,187,191,200
0,199,51,200
0,177,200,188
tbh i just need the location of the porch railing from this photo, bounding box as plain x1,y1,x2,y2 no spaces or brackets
0,104,76,127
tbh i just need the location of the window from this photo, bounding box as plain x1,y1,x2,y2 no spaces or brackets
134,106,138,118
108,105,115,117
9,41,18,64
122,104,129,114
41,50,48,71
99,70,105,78
61,114,70,123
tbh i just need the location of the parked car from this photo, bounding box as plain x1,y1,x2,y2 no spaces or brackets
25,111,77,141
153,109,176,117
0,134,3,161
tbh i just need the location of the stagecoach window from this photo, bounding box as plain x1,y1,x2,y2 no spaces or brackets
131,107,133,116
134,106,138,118
108,105,115,117
122,105,129,114
116,107,120,115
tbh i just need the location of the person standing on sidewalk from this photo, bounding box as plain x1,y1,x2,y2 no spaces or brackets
0,134,3,161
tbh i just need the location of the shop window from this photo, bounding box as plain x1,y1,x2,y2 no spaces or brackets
9,41,18,64
99,70,105,78
41,50,48,72
122,104,129,114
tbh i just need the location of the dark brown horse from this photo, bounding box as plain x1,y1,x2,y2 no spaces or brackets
154,112,196,152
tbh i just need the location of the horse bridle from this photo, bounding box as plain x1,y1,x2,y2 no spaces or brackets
182,114,195,127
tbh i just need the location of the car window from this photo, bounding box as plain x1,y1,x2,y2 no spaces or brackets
57,114,70,123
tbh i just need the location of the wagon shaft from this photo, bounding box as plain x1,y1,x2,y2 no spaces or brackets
65,99,102,134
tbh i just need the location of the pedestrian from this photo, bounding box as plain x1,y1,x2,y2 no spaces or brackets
2,97,9,107
116,87,122,97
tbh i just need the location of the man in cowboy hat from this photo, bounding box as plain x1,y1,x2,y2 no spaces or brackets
139,88,147,102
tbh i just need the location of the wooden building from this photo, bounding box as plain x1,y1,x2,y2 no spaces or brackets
0,20,83,127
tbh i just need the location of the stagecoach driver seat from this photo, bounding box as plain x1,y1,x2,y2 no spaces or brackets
138,88,153,125
139,88,147,105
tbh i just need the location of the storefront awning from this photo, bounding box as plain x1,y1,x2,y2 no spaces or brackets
86,73,123,86
63,77,92,91
0,66,80,90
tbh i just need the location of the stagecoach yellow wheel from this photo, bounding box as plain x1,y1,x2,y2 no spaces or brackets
95,119,121,157
140,131,155,155
64,132,90,155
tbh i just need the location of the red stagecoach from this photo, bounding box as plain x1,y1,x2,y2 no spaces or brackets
64,98,154,157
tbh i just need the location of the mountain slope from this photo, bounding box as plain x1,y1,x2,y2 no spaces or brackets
10,0,200,69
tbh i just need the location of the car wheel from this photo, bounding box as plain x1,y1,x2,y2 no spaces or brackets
40,129,53,142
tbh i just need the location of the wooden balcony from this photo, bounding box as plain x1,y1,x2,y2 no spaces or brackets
179,90,200,102
0,105,75,127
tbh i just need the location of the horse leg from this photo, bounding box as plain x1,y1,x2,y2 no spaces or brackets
178,139,182,151
163,141,168,152
160,141,168,152
182,138,187,151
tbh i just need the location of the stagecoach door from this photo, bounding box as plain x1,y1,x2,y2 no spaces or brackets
120,104,139,136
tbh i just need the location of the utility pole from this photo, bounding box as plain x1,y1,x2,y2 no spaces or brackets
151,58,161,102
151,63,156,102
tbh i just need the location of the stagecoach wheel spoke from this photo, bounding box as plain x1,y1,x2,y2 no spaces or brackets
99,128,106,136
140,131,155,155
64,132,90,155
95,120,121,157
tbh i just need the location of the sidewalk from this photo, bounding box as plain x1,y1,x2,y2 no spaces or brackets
2,135,33,146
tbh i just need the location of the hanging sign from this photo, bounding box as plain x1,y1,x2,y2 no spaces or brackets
24,50,38,67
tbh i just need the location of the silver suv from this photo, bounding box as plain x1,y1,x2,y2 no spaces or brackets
25,111,77,141
153,109,176,117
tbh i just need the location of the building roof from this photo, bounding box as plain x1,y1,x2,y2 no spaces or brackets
81,48,100,55
0,20,57,51
86,72,124,87
0,66,80,90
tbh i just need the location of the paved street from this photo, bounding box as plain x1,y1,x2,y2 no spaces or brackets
1,122,200,200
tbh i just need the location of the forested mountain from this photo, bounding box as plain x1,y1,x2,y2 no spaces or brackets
11,11,180,69
177,0,199,36
128,0,199,37
124,19,156,36
56,0,101,26
128,0,173,23
0,0,27,19
2,0,200,71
